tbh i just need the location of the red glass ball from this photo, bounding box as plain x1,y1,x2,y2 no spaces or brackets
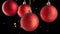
20,13,39,32
17,4,32,17
2,1,18,16
40,5,58,23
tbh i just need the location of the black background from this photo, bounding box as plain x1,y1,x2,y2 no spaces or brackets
0,0,60,34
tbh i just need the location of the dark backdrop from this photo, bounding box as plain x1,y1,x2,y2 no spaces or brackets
0,0,60,34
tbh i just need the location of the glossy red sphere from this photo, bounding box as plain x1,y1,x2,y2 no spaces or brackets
2,1,18,16
17,4,32,17
40,5,58,23
20,13,39,32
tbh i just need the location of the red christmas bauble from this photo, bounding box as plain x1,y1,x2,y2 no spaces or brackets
20,13,39,32
40,5,58,23
17,4,32,17
2,1,18,16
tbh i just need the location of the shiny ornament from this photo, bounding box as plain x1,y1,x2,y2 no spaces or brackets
2,1,18,16
40,2,58,23
20,13,39,32
17,4,32,17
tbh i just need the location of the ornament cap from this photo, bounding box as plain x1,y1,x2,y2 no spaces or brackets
46,0,51,5
23,0,26,4
46,2,51,5
23,2,26,4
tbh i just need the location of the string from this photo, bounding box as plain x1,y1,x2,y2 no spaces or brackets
24,0,26,2
16,0,17,1
29,0,31,6
48,0,50,2
28,0,32,13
